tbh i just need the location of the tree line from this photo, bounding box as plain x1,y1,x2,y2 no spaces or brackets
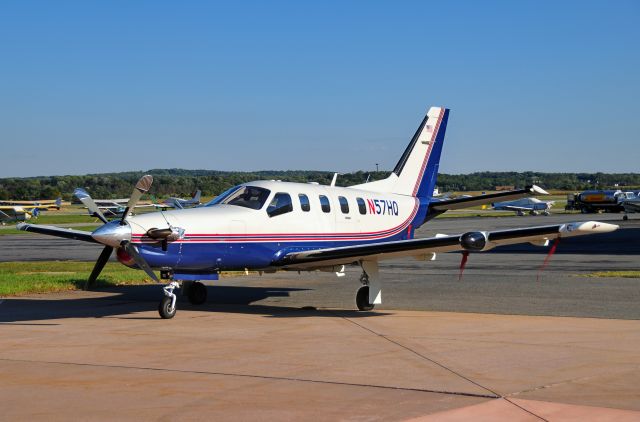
0,169,639,200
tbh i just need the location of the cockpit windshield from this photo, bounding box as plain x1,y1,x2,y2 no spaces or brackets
204,186,242,207
205,185,271,210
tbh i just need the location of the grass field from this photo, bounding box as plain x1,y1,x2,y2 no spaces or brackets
0,261,153,296
582,271,640,278
30,213,99,224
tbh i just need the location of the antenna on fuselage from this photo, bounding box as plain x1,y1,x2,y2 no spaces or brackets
330,173,339,187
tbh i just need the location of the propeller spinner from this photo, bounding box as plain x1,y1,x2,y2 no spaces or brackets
78,175,156,289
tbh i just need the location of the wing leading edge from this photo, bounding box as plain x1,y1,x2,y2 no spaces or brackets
271,221,618,270
17,223,97,243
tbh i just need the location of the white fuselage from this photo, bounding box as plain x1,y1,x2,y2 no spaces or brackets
125,180,421,271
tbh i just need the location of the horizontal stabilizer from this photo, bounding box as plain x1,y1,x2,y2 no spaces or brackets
429,185,548,213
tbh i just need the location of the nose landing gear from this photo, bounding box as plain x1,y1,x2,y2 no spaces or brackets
158,281,180,319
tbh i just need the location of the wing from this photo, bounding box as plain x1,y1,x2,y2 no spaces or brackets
498,205,531,212
271,221,618,270
17,223,97,243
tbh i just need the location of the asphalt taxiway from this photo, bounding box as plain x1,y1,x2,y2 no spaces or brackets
1,213,639,420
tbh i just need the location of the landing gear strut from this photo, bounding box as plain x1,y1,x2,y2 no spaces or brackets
158,281,179,319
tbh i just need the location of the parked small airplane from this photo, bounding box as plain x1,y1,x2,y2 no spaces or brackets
492,197,555,216
163,190,202,209
0,205,38,225
75,189,160,219
18,106,618,319
620,192,640,220
0,197,62,210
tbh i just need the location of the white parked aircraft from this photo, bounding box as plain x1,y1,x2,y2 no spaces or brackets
493,196,555,216
163,190,202,209
74,188,159,220
620,192,640,220
18,106,618,318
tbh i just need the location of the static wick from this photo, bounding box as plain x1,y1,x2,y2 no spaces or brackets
537,237,560,281
458,251,470,281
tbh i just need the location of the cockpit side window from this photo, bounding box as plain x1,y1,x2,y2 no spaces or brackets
267,192,293,217
221,186,271,210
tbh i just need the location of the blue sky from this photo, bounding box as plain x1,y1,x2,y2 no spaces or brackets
1,0,638,177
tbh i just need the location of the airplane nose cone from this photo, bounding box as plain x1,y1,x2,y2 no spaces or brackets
91,221,132,247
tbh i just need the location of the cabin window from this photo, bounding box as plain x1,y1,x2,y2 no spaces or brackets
220,186,271,210
356,197,366,215
298,194,310,212
267,192,293,217
319,195,330,213
338,196,349,214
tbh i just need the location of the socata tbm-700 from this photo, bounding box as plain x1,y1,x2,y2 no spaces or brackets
19,107,618,318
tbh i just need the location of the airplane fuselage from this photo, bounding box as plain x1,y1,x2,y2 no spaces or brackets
123,180,425,273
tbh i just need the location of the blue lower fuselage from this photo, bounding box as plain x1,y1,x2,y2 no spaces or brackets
136,229,414,272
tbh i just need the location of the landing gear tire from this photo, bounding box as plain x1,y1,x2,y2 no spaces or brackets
159,296,176,319
356,286,374,311
623,215,629,221
188,282,207,305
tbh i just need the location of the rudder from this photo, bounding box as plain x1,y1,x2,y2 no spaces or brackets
352,106,449,198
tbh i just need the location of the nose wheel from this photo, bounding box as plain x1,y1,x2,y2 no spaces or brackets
159,281,179,319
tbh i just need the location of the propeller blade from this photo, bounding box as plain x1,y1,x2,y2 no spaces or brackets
124,241,160,283
74,188,108,224
86,245,114,289
121,175,153,224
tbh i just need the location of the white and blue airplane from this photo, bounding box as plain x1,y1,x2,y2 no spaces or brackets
163,190,202,209
492,196,555,216
18,106,618,318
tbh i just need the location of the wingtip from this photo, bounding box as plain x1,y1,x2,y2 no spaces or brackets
568,221,619,233
531,185,549,196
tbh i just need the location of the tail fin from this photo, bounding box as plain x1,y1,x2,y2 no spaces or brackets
55,197,62,209
192,190,201,203
352,106,449,198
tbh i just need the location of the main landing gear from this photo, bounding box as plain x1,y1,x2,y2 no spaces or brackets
187,281,208,305
356,285,374,311
356,260,382,311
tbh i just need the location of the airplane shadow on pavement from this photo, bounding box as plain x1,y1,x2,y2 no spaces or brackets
0,284,389,323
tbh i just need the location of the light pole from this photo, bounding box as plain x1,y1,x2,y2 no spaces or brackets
375,163,379,172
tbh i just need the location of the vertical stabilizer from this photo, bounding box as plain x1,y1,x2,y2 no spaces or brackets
352,106,449,198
